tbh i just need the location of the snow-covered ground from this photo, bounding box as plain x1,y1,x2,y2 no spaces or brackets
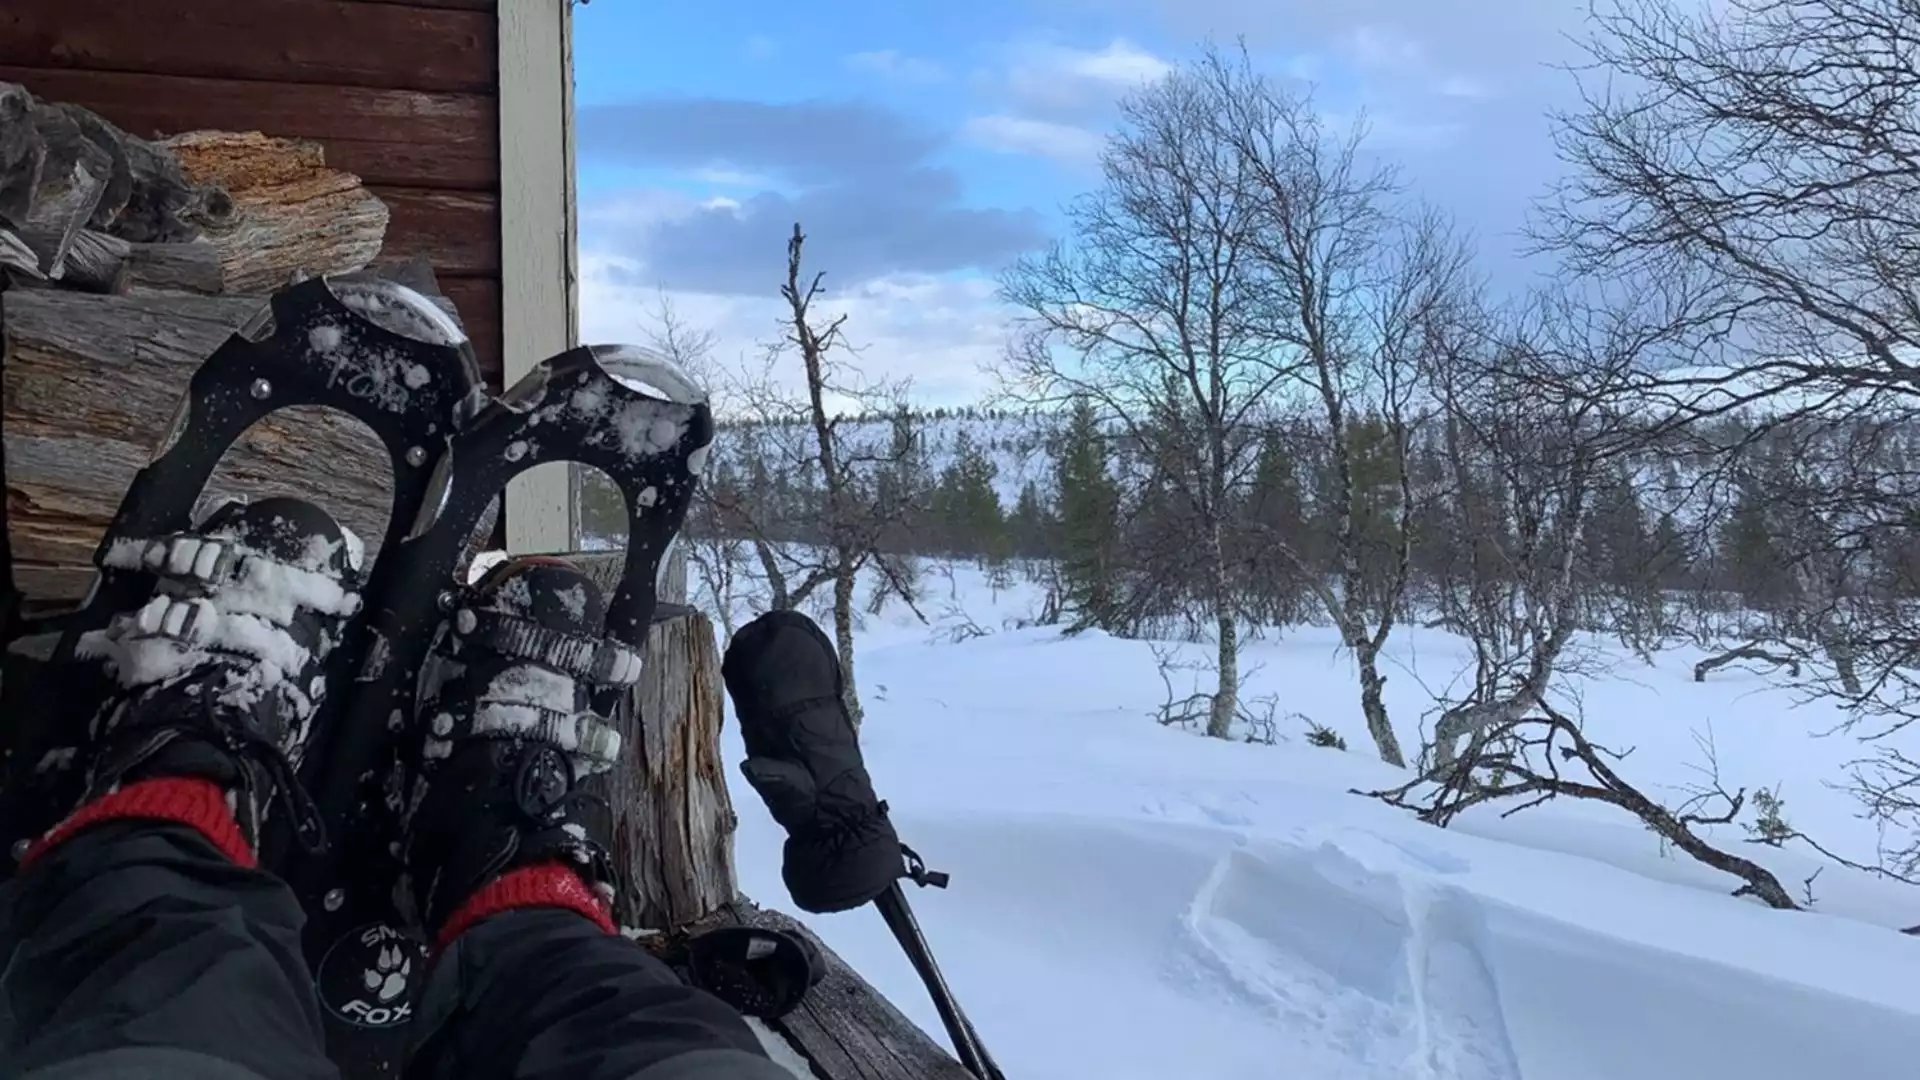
702,562,1920,1080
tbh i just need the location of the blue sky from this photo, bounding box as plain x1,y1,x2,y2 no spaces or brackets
570,0,1599,405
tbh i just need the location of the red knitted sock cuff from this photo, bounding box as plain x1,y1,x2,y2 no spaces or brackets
22,777,253,869
436,861,617,951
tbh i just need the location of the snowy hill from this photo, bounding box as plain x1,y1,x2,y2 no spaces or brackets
703,562,1920,1080
708,409,1057,506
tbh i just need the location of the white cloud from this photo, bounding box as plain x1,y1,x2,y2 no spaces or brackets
847,49,947,83
1347,25,1424,68
579,189,705,228
960,115,1105,164
578,251,1013,411
999,38,1173,117
1437,74,1493,99
1322,108,1462,150
689,166,779,188
1055,39,1172,85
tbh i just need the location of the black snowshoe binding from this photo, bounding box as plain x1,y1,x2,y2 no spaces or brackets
292,342,712,1069
400,554,631,938
27,496,362,857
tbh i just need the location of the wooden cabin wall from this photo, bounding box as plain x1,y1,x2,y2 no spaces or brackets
0,0,507,388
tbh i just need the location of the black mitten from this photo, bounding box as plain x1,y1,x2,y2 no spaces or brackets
721,610,907,913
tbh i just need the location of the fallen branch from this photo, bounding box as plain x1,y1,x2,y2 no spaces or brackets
1362,704,1802,910
1694,641,1802,682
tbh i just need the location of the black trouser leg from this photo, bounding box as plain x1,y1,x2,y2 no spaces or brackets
0,822,338,1080
406,909,791,1080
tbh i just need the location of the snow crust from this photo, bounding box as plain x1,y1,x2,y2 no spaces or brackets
711,559,1920,1080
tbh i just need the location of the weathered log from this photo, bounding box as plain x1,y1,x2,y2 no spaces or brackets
16,99,110,280
694,902,979,1080
0,67,498,193
0,227,41,279
371,186,497,276
0,83,37,227
2,288,408,604
4,228,225,295
121,237,224,294
585,604,739,931
161,130,387,294
0,83,218,252
0,0,498,97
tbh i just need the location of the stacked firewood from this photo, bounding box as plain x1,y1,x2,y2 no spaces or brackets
0,81,450,609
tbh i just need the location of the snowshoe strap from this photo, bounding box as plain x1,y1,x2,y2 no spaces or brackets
102,533,358,619
454,608,644,687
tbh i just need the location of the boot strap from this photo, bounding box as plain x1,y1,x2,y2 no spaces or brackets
454,608,643,687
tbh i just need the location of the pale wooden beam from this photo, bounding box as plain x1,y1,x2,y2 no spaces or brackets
496,0,577,555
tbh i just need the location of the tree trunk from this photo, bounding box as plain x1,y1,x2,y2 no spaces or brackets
1207,612,1238,739
833,550,863,729
1820,631,1863,697
1356,641,1405,767
1205,515,1237,739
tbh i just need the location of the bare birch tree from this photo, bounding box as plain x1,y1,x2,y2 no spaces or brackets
1205,46,1476,766
999,46,1293,740
719,224,924,727
1539,0,1920,871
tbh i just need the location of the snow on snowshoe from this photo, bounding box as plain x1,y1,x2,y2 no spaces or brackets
0,273,484,883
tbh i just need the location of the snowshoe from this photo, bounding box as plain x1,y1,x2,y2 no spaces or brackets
0,273,484,1080
398,553,632,942
0,273,484,880
290,344,711,1067
18,496,366,863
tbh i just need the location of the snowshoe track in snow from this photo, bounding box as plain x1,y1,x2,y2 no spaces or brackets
1182,838,1521,1080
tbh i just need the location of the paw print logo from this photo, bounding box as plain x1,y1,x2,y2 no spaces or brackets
362,943,411,1003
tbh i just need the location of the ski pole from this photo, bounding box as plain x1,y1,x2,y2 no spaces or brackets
880,851,1005,1080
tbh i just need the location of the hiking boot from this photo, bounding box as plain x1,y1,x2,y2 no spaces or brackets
401,555,640,941
61,496,364,852
721,610,908,913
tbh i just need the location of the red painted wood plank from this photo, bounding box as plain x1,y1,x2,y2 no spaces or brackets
0,0,495,95
0,66,497,190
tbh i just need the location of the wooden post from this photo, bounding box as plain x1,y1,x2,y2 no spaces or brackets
600,606,739,930
568,549,738,930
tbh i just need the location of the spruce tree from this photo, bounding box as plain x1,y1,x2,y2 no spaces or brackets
1053,397,1122,631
